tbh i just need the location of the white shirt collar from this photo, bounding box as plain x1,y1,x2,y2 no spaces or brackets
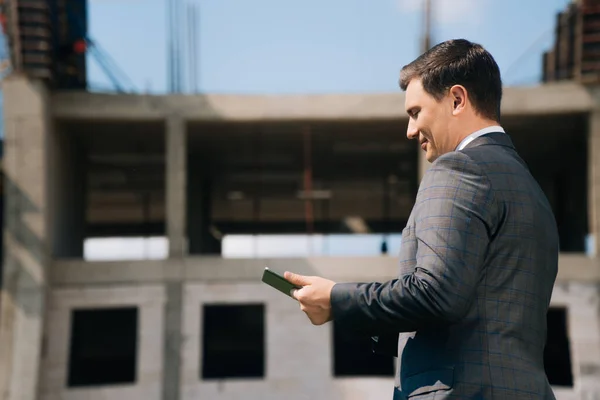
456,125,505,151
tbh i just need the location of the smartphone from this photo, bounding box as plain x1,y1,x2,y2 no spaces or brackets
261,267,301,298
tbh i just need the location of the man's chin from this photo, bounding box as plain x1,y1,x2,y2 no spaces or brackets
425,150,437,163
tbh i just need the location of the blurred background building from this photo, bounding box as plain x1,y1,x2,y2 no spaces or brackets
0,0,599,399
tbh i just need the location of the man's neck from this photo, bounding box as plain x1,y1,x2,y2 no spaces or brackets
455,122,504,151
454,119,502,148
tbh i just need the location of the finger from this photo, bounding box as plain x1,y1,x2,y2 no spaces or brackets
290,288,299,300
291,287,308,302
284,271,311,286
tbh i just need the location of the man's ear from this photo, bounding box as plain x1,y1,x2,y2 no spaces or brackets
449,85,467,115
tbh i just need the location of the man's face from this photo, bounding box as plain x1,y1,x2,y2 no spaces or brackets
404,78,454,163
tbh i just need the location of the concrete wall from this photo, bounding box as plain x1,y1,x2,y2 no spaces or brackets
35,257,600,400
550,282,600,399
40,285,165,400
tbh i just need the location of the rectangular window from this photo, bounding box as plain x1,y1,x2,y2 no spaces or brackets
544,307,573,387
202,304,265,379
332,321,395,377
68,307,138,387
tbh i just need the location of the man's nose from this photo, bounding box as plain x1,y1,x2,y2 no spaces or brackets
406,119,418,140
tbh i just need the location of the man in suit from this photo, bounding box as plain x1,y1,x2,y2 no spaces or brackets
285,39,559,399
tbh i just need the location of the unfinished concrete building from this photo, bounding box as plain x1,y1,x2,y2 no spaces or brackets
543,0,600,84
0,77,598,400
0,1,600,400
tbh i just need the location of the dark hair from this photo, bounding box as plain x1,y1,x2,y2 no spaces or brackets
399,39,502,122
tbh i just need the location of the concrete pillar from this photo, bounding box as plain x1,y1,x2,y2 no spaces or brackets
163,116,186,400
0,75,51,400
587,111,600,257
166,115,187,257
162,281,183,400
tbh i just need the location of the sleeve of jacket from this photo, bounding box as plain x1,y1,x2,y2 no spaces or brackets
330,151,497,333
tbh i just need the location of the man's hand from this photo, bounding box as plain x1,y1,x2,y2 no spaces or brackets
285,271,336,326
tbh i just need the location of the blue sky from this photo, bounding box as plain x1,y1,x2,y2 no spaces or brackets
87,0,573,95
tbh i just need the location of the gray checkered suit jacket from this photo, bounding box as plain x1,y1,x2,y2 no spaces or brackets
330,132,559,399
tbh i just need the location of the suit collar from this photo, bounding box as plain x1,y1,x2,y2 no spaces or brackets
462,131,515,150
456,125,505,150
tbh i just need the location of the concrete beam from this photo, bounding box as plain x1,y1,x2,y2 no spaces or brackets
501,82,593,116
50,253,600,287
50,82,593,122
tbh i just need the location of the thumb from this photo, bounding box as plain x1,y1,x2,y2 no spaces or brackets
284,271,311,286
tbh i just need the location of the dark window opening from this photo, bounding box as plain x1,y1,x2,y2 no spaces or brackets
67,307,138,387
187,121,419,255
202,304,265,379
512,119,588,253
544,307,573,387
332,321,395,377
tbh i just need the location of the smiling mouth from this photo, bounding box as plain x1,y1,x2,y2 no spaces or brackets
420,141,427,151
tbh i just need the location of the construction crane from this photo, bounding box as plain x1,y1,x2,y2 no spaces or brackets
80,36,137,93
0,0,135,93
66,8,136,93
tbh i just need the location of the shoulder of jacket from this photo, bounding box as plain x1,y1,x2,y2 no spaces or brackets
427,150,482,175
